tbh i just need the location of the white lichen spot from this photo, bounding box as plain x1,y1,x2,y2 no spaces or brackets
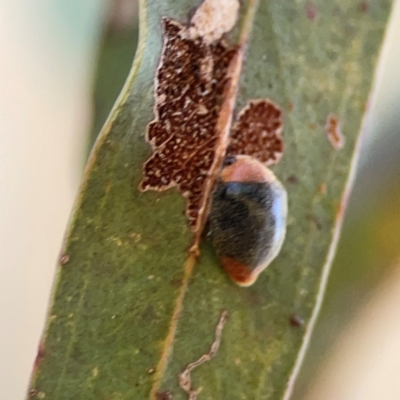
37,392,46,399
189,0,240,44
146,366,155,374
147,275,155,280
129,232,142,243
92,367,99,377
111,237,123,246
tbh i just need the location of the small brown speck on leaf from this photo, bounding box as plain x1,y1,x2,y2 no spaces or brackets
287,175,298,184
305,1,317,21
359,1,369,12
326,114,345,150
309,122,317,130
156,391,173,400
29,388,37,397
289,314,305,327
170,277,183,287
226,99,284,165
319,183,327,195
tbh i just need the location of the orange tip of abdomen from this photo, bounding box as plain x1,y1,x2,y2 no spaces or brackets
220,256,258,287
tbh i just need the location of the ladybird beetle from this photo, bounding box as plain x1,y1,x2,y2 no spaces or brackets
209,155,288,286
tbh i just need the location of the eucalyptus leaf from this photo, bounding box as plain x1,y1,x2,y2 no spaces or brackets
28,1,392,399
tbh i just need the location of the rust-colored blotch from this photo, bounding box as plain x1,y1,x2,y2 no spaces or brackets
326,114,345,150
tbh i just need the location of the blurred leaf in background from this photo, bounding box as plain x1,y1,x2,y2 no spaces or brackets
295,1,400,397
89,0,139,150
0,1,108,399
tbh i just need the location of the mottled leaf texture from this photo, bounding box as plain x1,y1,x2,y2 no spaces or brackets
140,17,237,227
226,99,284,165
28,1,392,400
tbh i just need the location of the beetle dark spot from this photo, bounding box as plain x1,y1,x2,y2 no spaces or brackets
287,175,298,184
219,186,229,200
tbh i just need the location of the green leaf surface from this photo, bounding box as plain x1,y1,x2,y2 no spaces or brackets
29,1,392,399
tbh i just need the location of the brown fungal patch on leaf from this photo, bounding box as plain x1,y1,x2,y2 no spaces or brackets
140,0,284,239
140,11,239,228
326,114,345,150
226,99,284,165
